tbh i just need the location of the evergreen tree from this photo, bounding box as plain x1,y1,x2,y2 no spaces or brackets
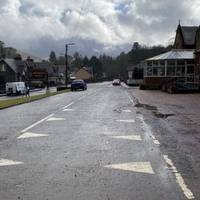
49,51,57,64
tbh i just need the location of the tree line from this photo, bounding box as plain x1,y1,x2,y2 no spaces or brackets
49,42,172,81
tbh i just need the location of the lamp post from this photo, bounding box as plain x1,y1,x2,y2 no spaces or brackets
65,43,75,86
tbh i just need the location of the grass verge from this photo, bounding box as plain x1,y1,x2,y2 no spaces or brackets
0,89,69,110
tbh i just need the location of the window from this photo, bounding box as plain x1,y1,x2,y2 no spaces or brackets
167,66,175,76
187,66,194,74
167,60,175,67
177,60,185,67
158,67,165,76
147,61,152,66
176,66,185,76
159,61,165,66
0,64,6,72
153,67,158,76
147,67,153,76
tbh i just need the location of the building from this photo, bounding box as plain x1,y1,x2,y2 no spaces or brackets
0,58,28,93
74,67,93,81
142,24,200,92
144,50,195,90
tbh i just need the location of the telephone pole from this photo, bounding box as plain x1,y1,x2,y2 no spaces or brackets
65,43,75,86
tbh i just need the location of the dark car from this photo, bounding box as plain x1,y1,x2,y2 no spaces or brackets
71,79,87,91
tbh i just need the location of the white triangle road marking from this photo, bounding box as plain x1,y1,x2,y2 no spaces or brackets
110,135,142,141
105,162,154,174
0,159,24,167
18,132,48,139
47,117,65,121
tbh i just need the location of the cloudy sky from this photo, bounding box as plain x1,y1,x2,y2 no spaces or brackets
0,0,200,58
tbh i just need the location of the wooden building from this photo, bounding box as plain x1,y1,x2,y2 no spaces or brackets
74,67,93,81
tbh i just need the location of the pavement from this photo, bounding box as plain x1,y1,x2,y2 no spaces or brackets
0,87,57,101
0,82,197,200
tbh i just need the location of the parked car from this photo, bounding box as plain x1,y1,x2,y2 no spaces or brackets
112,79,121,86
71,79,87,91
6,82,26,95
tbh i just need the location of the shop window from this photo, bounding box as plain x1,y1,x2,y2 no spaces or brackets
167,66,175,76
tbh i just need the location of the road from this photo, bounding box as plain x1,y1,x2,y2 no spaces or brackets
0,82,194,200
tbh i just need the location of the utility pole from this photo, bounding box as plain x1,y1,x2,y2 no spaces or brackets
65,43,75,87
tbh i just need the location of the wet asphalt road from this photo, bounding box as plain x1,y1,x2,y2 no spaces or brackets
0,82,190,200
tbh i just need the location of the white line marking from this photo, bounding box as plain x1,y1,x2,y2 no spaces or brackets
163,155,195,199
78,96,86,100
47,117,65,121
18,132,48,139
116,119,135,123
105,162,154,174
63,109,74,112
126,92,134,104
110,135,142,141
63,102,74,109
21,114,54,133
122,109,132,113
0,159,24,167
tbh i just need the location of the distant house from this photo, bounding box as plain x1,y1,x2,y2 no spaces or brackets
0,58,28,92
74,67,93,81
127,63,144,86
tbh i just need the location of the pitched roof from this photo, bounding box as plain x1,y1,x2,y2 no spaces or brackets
181,26,198,46
3,58,27,73
146,49,194,61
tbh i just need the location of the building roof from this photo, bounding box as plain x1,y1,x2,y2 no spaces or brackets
146,49,194,61
181,26,198,46
4,47,43,62
3,58,26,73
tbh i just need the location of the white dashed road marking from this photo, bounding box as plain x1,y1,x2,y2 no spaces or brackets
63,109,74,112
21,113,54,133
63,102,74,109
18,132,48,139
0,159,24,167
47,117,65,121
122,109,132,113
164,155,195,199
110,135,142,141
105,162,154,174
116,119,135,123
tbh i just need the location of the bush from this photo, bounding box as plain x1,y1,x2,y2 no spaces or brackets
57,86,68,91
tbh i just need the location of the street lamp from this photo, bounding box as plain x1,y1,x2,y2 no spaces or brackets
65,43,75,86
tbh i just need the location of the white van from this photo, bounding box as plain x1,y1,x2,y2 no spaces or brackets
6,82,26,96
